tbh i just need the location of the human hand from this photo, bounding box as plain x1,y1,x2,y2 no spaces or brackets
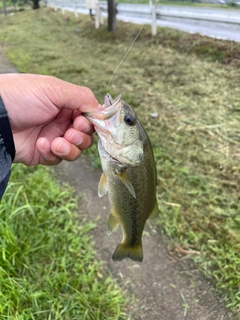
0,74,99,166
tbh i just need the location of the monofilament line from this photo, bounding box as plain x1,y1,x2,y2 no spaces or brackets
107,23,146,90
107,0,159,90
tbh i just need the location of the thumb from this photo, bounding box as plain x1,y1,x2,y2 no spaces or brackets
46,76,100,113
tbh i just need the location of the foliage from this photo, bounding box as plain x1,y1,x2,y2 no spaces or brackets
0,0,11,9
0,8,239,313
227,1,240,7
0,165,127,319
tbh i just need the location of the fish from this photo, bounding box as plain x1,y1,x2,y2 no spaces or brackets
84,94,158,262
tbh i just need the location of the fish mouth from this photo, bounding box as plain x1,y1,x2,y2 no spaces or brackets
83,94,124,140
104,94,121,108
84,94,123,125
85,94,143,167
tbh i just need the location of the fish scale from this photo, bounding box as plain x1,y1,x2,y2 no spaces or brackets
84,94,158,262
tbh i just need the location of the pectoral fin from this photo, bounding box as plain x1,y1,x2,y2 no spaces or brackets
117,171,136,198
107,211,119,235
148,199,159,219
98,172,108,197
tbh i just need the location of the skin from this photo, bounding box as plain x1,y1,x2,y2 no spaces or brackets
0,74,99,166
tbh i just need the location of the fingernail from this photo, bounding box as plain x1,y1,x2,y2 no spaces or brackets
74,118,92,133
69,131,83,145
38,138,50,151
56,141,70,155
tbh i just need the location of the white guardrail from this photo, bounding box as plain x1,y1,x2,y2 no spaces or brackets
46,1,240,35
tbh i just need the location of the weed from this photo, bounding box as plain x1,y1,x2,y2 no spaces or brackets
0,165,127,319
0,8,239,312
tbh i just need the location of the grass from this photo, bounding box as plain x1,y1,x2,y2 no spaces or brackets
0,8,239,314
0,165,127,319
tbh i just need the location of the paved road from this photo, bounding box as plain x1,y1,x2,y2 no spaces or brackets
116,4,240,42
53,1,240,42
103,3,240,42
118,13,240,42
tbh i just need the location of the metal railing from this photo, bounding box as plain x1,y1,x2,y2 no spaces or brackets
46,1,240,36
47,1,240,24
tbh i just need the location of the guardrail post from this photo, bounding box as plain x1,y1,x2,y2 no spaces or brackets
86,0,100,29
100,7,104,25
95,4,103,29
151,7,157,36
95,5,100,29
149,0,157,36
61,2,65,14
74,2,78,17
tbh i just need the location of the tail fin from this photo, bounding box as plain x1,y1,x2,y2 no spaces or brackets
112,243,143,262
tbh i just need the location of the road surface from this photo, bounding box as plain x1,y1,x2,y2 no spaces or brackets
52,1,240,42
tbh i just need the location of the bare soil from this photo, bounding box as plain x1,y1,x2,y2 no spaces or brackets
55,157,235,320
0,47,236,320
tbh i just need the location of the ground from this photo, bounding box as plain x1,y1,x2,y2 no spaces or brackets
0,46,236,320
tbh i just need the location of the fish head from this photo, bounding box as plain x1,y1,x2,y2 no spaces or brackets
85,94,144,166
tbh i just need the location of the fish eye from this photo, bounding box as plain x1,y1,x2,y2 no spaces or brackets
124,114,136,126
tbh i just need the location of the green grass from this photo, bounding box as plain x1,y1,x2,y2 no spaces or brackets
0,0,11,9
0,8,240,313
0,165,127,319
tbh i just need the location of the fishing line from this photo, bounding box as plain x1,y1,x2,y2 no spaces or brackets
107,0,160,91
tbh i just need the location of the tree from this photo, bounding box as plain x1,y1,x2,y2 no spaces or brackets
2,0,7,16
32,0,40,9
107,0,117,31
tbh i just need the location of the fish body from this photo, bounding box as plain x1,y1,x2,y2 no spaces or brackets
85,95,158,262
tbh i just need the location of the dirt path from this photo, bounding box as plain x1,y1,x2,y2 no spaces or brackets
55,158,235,320
0,47,236,320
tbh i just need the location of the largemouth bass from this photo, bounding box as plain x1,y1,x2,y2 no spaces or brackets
84,94,158,262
